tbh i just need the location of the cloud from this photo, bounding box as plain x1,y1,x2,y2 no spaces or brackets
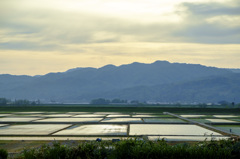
182,1,240,16
0,0,239,76
174,0,240,43
0,5,180,51
1,0,239,53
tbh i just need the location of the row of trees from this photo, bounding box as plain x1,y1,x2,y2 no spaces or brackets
0,98,41,106
90,98,240,107
90,98,127,105
90,98,144,105
0,98,8,105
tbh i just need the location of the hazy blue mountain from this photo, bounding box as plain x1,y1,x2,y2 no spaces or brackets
228,69,240,73
0,60,238,103
99,74,240,103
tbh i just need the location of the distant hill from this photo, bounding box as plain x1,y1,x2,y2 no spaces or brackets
227,69,240,73
0,60,239,103
99,74,240,103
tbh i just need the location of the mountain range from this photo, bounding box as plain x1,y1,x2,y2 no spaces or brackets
0,60,239,103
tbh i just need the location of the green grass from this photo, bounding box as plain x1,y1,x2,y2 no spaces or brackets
1,105,240,114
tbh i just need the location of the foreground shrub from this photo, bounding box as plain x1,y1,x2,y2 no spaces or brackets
0,148,8,159
110,139,233,159
22,142,70,159
67,141,109,159
232,141,240,158
16,139,240,159
18,141,109,159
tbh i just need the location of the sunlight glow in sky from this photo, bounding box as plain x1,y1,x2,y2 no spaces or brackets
0,0,239,75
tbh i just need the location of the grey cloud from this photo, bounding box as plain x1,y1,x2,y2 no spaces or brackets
0,6,179,51
0,41,61,51
174,1,240,44
1,0,240,52
182,2,240,16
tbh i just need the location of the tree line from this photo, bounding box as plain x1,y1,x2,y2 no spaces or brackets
0,98,41,106
90,98,143,105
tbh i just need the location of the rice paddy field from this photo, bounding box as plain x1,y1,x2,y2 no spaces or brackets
0,105,240,154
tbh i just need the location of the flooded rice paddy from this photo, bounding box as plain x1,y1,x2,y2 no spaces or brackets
213,115,238,118
0,117,42,122
102,118,142,122
132,115,159,118
0,124,7,127
214,125,240,135
106,114,130,118
0,114,12,117
129,124,221,136
0,111,239,141
35,118,102,123
205,119,237,123
73,114,105,118
54,124,127,136
13,112,45,114
41,114,74,117
0,124,71,135
180,115,206,118
191,118,237,123
143,118,186,123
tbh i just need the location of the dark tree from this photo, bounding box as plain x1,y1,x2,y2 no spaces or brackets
218,100,229,106
90,98,110,105
0,98,8,106
14,99,30,106
111,99,127,103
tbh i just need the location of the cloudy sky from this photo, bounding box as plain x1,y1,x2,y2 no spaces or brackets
0,0,240,75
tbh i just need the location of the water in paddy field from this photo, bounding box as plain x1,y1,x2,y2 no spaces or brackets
102,118,142,122
180,115,206,118
54,124,128,136
0,112,239,141
143,118,186,123
0,117,42,122
0,124,71,135
129,124,222,136
215,125,240,135
35,117,102,123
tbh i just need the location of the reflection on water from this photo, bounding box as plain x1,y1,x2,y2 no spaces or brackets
205,119,237,123
0,124,71,135
215,126,240,135
143,118,186,122
102,118,142,122
130,124,222,136
35,117,102,122
54,124,127,135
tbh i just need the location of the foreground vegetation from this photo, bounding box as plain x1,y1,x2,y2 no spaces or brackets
0,139,238,159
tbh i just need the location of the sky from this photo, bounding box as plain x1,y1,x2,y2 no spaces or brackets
0,0,240,75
